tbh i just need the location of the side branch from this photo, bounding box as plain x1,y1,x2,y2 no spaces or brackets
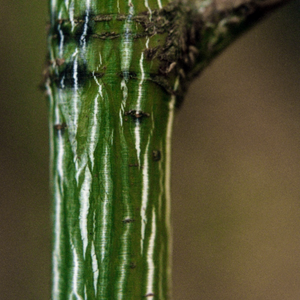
173,0,291,104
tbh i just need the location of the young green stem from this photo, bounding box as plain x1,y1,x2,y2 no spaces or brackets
47,1,178,298
46,0,287,298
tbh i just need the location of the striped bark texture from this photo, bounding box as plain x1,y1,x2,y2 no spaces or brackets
45,0,288,299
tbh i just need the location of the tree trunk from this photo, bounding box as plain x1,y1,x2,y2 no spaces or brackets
45,0,289,298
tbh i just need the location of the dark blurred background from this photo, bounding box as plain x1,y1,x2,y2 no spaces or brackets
0,1,299,299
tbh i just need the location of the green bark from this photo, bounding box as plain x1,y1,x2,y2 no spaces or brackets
46,0,286,298
47,1,177,299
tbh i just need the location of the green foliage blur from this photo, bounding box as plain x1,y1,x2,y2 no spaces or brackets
0,0,299,299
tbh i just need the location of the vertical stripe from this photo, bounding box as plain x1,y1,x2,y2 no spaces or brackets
117,0,120,13
98,141,113,296
134,38,149,165
68,1,75,31
90,74,103,169
52,105,64,299
72,49,79,134
145,0,152,17
120,4,134,78
146,209,157,295
70,242,84,300
158,139,164,299
165,95,175,240
91,214,99,295
164,77,179,296
100,145,110,262
120,79,128,127
80,0,91,52
79,167,91,258
50,0,57,21
140,139,150,253
157,0,163,9
57,11,64,58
